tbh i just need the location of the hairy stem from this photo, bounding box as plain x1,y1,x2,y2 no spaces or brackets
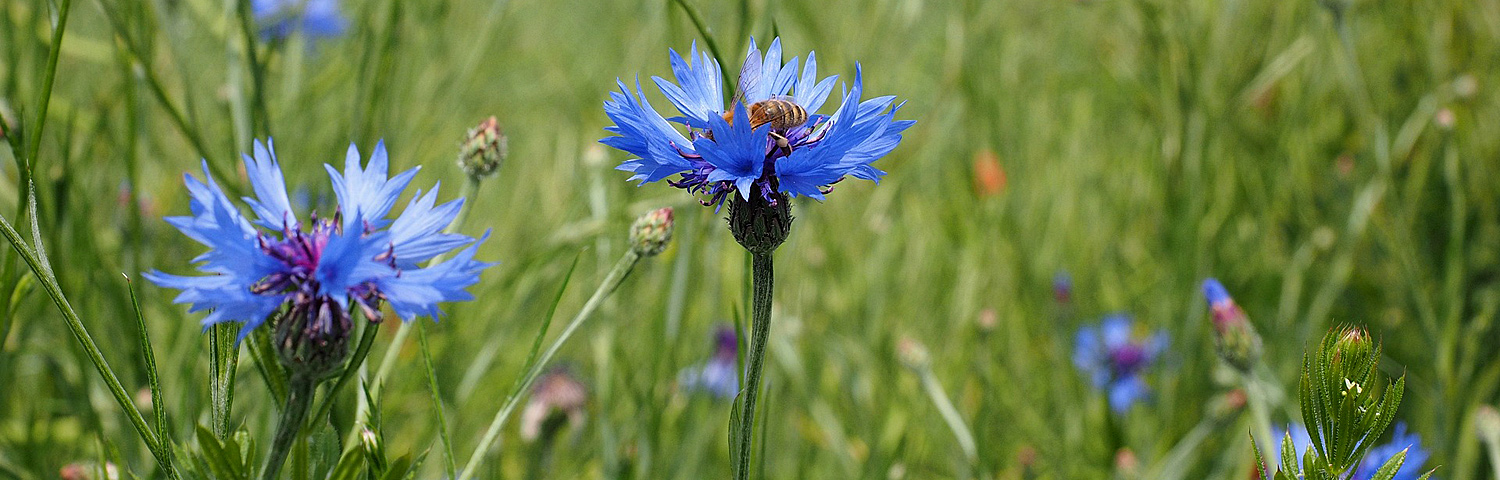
733,251,774,480
263,375,318,480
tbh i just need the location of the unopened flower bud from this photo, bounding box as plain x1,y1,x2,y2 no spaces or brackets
896,336,930,371
458,116,507,179
1202,278,1263,372
1331,325,1373,370
359,428,383,461
629,207,674,257
728,192,792,255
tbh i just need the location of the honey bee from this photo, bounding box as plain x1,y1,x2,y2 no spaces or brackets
704,52,810,150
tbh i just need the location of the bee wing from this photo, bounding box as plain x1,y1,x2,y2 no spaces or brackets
733,52,762,107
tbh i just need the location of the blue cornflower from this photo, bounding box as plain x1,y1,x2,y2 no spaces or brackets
252,0,346,40
1269,423,1431,480
1073,314,1166,412
602,38,913,206
146,139,493,342
678,326,739,400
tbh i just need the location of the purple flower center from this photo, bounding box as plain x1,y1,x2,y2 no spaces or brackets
251,212,388,327
1109,344,1150,377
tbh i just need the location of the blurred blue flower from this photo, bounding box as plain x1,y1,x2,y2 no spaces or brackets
147,139,493,340
1269,422,1431,480
678,326,739,400
602,38,913,207
1073,314,1165,412
252,0,347,40
1354,423,1432,480
1053,271,1072,304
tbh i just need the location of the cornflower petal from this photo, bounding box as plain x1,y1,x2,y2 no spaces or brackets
602,79,697,184
325,141,419,231
242,138,297,230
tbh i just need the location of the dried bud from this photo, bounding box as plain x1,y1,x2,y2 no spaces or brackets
1201,278,1263,372
629,207,674,257
458,116,507,179
520,367,588,443
896,336,930,371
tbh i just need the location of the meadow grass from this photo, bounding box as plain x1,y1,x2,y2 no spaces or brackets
0,0,1497,478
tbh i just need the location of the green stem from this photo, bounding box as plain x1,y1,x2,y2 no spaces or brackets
733,252,774,480
263,375,318,480
234,0,273,139
419,324,458,479
670,0,736,94
457,250,641,480
919,369,978,469
23,0,72,173
0,191,175,477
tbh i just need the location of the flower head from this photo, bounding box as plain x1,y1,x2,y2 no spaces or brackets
147,139,493,348
602,38,912,207
252,0,346,40
678,326,739,400
1073,314,1166,412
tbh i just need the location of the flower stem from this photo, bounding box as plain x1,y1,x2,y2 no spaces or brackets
263,374,318,480
733,251,774,480
918,369,978,468
457,250,640,480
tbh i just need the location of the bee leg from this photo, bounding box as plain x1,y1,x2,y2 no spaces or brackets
770,132,791,153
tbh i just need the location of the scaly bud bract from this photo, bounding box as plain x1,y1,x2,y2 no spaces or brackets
629,207,675,257
458,116,508,179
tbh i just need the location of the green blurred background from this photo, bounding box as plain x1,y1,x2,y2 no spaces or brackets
1,0,1498,477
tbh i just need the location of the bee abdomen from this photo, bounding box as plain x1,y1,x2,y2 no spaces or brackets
748,99,808,131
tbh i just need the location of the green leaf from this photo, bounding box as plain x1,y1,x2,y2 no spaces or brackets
325,448,367,480
729,388,747,479
195,424,245,480
1367,448,1408,480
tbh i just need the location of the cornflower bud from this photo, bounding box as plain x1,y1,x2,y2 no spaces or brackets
458,116,508,179
629,207,674,257
1201,278,1263,372
896,336,931,371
